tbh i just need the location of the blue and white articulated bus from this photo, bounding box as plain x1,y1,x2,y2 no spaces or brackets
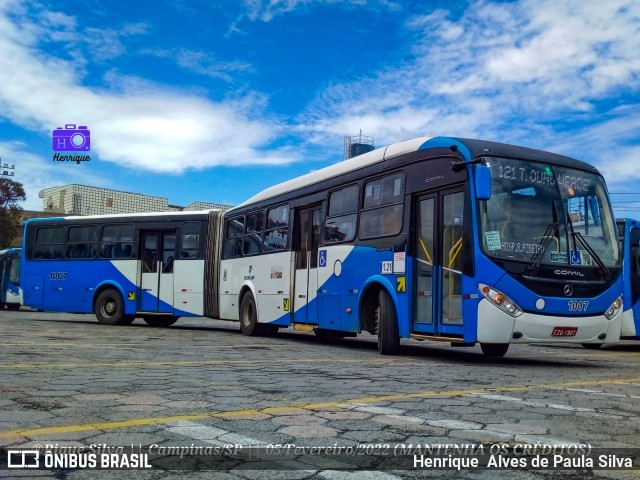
20,211,224,327
616,218,640,339
217,136,623,356
0,248,22,310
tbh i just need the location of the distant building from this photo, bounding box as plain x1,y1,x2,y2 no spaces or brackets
39,184,233,215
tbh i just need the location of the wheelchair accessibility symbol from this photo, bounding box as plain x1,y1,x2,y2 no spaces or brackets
319,250,327,268
569,250,582,266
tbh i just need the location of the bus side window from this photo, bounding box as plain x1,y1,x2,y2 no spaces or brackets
359,173,404,239
222,216,244,259
100,224,133,259
33,226,65,260
325,185,357,243
66,225,97,259
181,222,201,259
263,205,289,252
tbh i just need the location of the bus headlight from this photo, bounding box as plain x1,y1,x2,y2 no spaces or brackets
604,297,622,320
478,283,523,318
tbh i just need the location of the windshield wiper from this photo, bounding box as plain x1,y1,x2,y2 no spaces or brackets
527,222,558,272
566,212,611,280
527,199,560,272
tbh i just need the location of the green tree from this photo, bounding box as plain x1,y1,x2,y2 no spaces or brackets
0,178,26,248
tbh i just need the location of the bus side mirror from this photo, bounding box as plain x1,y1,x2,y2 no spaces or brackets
476,164,491,200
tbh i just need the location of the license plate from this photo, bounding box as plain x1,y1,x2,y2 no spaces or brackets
552,327,578,337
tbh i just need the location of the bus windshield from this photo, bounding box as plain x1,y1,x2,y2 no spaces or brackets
8,250,20,284
479,157,620,270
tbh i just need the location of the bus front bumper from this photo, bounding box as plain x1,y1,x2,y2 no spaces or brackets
477,299,622,345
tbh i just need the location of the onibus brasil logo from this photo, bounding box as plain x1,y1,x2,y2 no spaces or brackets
52,124,91,164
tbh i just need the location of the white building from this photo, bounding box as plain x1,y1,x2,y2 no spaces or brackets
39,184,232,215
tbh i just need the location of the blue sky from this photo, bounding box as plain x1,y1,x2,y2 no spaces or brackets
0,0,639,215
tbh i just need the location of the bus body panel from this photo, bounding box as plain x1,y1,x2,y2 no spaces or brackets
219,251,292,323
3,284,22,306
621,309,637,337
173,259,205,316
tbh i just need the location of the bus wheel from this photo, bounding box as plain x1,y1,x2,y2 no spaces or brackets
95,289,125,325
376,289,400,355
143,316,178,327
240,292,263,336
480,343,509,357
581,343,603,350
120,315,135,325
7,304,20,311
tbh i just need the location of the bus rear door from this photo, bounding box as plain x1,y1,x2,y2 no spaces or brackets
139,230,176,313
293,206,322,325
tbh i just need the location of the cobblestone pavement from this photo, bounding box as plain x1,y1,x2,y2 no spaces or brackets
0,309,639,479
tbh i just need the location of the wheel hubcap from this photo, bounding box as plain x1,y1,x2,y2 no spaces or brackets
105,300,115,316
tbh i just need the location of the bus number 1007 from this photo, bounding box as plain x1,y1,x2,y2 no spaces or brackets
49,272,68,280
567,300,589,312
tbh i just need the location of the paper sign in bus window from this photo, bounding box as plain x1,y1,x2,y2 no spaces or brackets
485,231,501,250
550,252,568,263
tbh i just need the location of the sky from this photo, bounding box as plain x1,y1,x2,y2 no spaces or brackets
0,0,639,216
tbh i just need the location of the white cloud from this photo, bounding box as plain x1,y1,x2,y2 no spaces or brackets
140,48,253,81
300,0,640,153
0,2,295,174
237,0,399,23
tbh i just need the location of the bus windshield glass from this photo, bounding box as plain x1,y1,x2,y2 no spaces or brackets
8,250,20,284
478,157,620,269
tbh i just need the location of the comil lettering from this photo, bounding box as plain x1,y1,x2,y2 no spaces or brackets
554,270,585,277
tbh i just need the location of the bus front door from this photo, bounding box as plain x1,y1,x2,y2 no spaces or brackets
139,230,176,313
414,189,465,336
293,206,322,325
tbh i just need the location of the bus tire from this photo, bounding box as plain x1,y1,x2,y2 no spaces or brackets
480,343,509,357
95,289,125,325
581,343,603,350
7,304,20,311
377,289,400,355
240,292,263,336
120,315,136,325
143,316,178,327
